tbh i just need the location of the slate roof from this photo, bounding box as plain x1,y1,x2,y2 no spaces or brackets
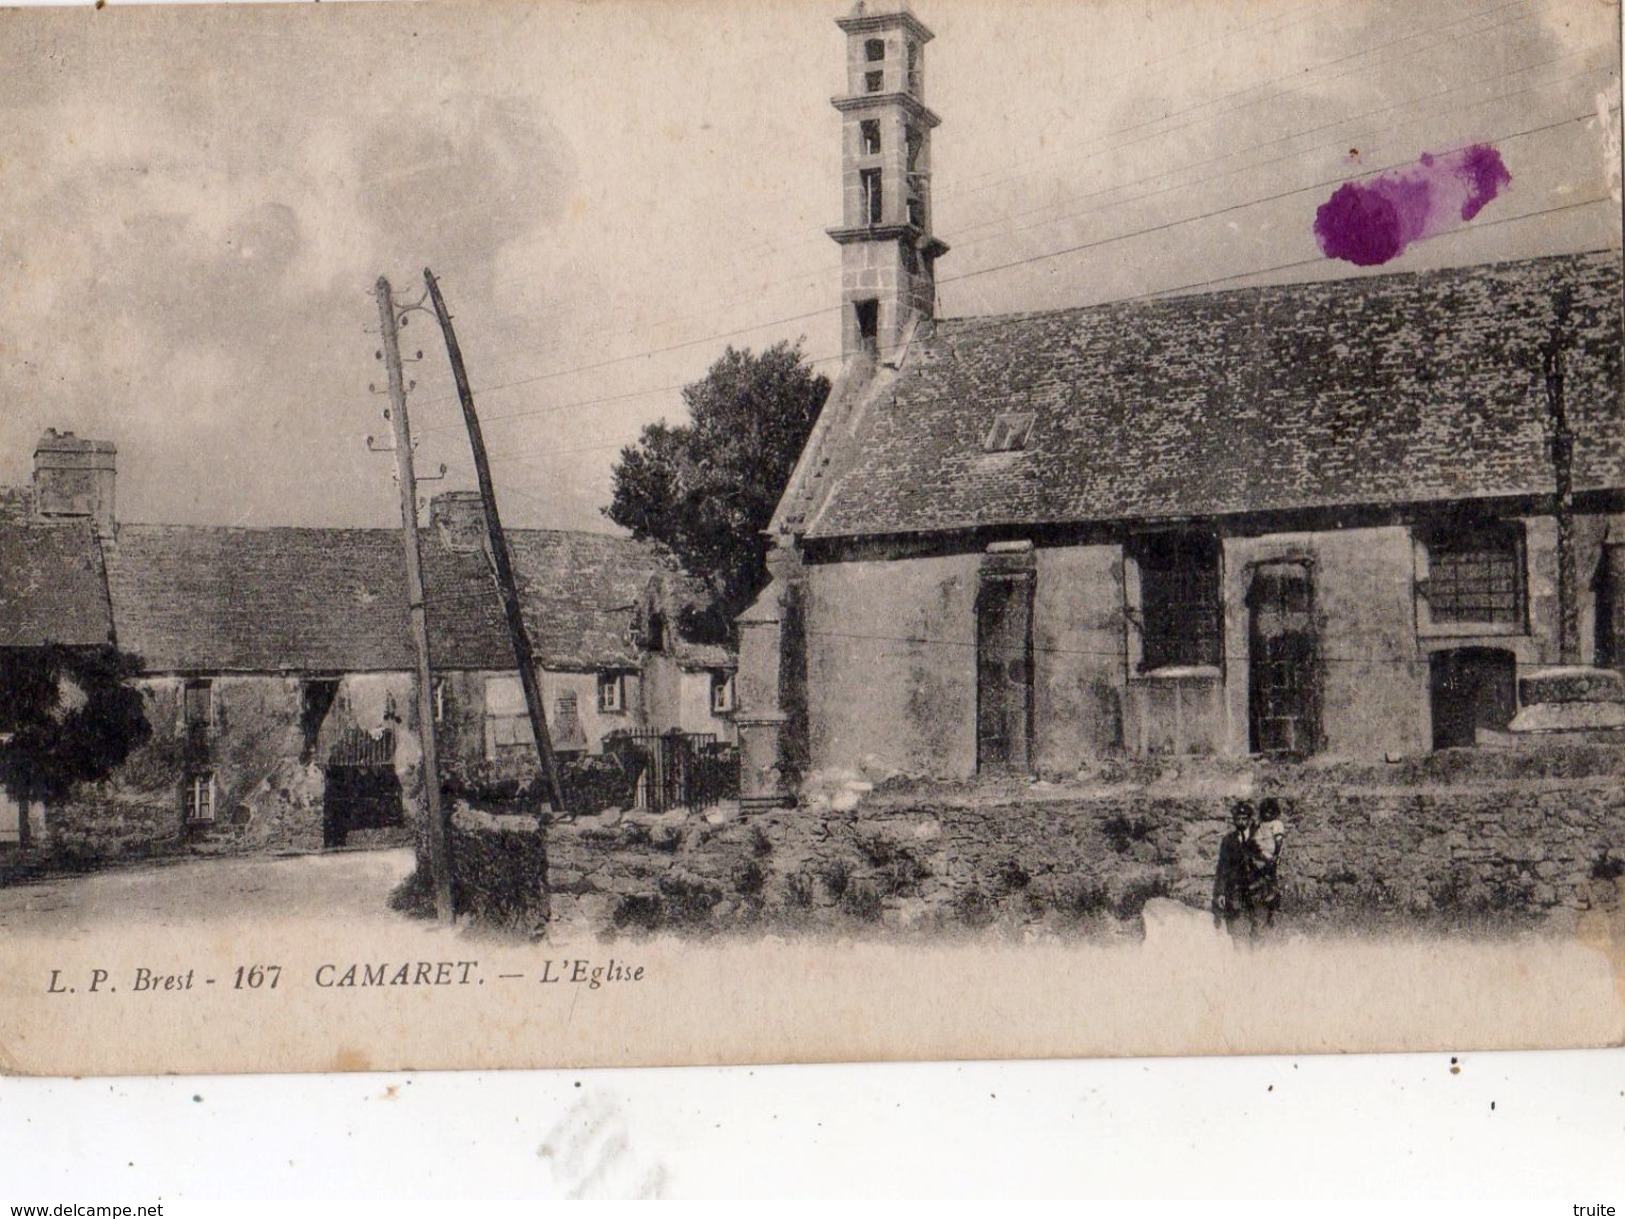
101,524,684,674
0,487,33,523
0,522,113,648
798,250,1625,541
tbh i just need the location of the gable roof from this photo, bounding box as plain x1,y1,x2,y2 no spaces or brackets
101,524,684,674
796,250,1625,542
0,522,113,648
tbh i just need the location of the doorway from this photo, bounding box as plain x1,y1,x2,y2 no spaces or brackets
1248,561,1321,755
1429,648,1516,749
976,572,1034,774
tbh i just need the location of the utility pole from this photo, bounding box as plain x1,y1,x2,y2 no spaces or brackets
423,267,568,814
376,275,455,922
1543,293,1580,666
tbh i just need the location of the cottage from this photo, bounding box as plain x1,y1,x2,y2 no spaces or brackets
736,5,1625,802
0,436,735,863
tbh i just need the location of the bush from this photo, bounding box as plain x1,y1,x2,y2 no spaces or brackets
843,878,883,922
785,872,815,908
996,859,1031,893
560,753,639,814
1054,877,1110,920
953,885,995,929
820,858,852,900
1101,814,1155,855
732,858,767,899
1111,873,1170,920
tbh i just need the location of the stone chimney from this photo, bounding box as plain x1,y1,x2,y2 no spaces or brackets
430,490,488,554
33,429,117,536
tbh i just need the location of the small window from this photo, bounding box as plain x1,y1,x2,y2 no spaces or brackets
907,193,925,228
182,679,213,732
984,412,1036,453
645,611,666,653
299,678,340,762
1422,521,1523,625
864,70,884,93
860,168,883,224
859,119,881,156
906,42,921,93
855,299,880,353
183,772,215,825
864,37,885,62
906,127,924,171
597,672,626,714
483,674,529,759
1136,532,1222,671
710,672,735,714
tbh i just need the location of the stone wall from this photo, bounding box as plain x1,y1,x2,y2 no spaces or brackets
793,515,1624,777
456,745,1625,938
44,672,419,865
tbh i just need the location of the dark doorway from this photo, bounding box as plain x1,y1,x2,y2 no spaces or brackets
1248,562,1321,755
323,728,403,847
976,573,1034,774
1429,648,1517,749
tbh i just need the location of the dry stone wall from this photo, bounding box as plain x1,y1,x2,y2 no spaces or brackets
458,745,1625,938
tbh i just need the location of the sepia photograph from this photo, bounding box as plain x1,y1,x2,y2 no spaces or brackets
0,0,1622,1079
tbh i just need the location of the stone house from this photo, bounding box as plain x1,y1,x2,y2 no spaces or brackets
736,6,1625,802
0,437,735,863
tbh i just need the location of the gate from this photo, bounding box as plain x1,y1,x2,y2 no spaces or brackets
1248,561,1322,756
603,731,739,813
323,728,404,847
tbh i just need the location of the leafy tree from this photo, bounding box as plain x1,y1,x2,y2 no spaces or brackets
0,644,151,807
606,340,829,622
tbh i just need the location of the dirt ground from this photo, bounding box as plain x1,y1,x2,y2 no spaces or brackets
0,847,417,934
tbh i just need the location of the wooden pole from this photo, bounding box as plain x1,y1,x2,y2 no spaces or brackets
377,275,455,921
423,267,568,814
1544,301,1579,666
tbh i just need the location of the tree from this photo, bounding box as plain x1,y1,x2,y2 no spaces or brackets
0,644,151,808
606,340,830,622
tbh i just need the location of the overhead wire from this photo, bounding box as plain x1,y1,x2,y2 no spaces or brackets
411,0,1558,404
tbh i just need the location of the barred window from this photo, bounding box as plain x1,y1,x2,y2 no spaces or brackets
1424,522,1523,625
1136,532,1222,671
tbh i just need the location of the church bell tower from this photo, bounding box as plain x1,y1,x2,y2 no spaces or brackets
829,3,947,364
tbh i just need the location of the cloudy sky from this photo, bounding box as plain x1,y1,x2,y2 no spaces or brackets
0,0,1618,532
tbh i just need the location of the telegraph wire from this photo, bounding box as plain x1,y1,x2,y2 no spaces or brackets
944,52,1602,255
801,625,1545,669
717,0,1541,274
481,189,1615,497
424,93,1611,427
417,113,1615,454
420,48,1603,424
936,111,1614,290
410,0,1562,400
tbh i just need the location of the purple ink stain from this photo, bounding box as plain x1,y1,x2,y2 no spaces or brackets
1314,144,1510,266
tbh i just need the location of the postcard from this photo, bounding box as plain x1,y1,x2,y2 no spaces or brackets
1,0,1621,1077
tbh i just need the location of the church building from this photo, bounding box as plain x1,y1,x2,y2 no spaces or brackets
735,4,1625,802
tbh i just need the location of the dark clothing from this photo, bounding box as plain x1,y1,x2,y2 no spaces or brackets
1212,828,1264,933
